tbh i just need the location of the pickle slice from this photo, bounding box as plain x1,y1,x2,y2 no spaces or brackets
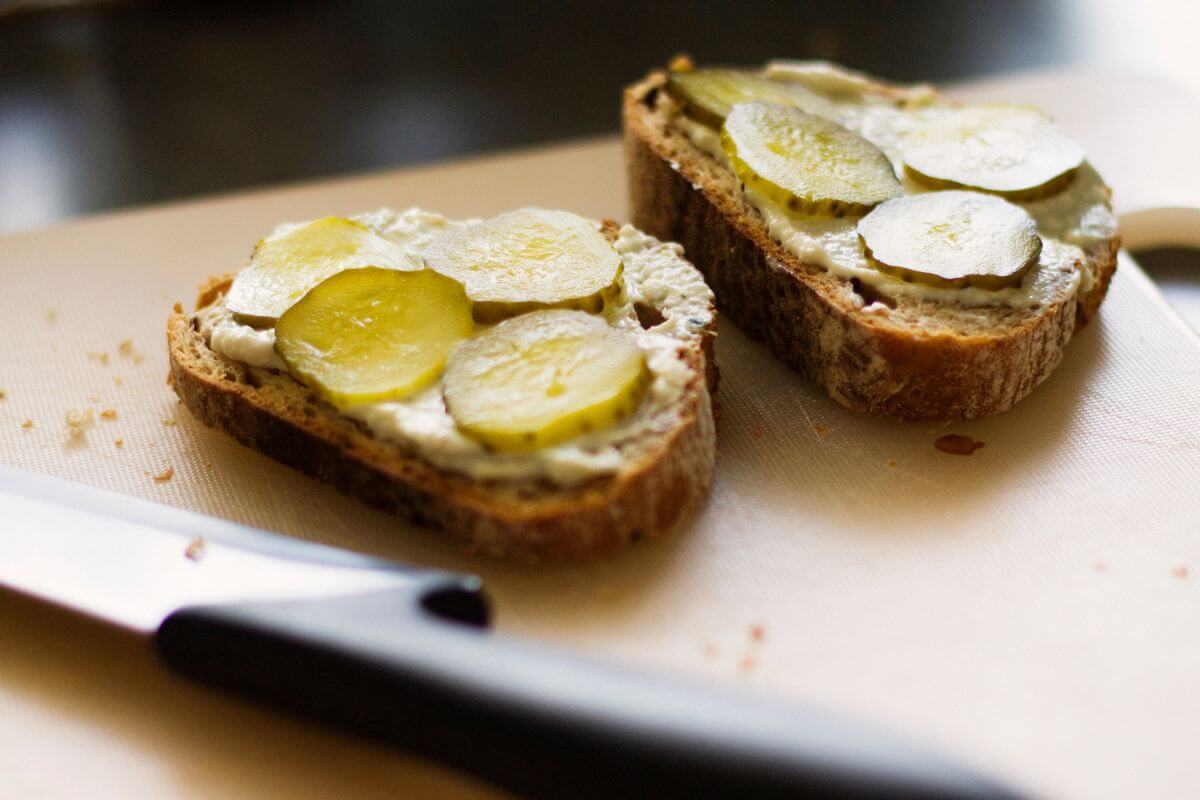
226,217,420,326
443,309,648,452
903,105,1086,200
423,209,623,323
721,102,902,217
857,191,1042,290
666,68,838,128
274,267,473,407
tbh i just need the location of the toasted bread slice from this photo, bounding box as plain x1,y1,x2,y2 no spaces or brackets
623,67,1119,421
168,218,717,562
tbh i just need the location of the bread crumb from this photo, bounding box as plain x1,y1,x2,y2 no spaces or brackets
887,459,898,468
114,438,124,448
46,309,58,324
934,434,985,455
738,654,757,672
21,419,33,430
669,53,695,72
133,353,144,365
151,466,174,482
65,408,94,440
162,418,177,427
113,376,123,386
118,340,134,356
0,389,6,400
752,425,764,439
814,424,829,437
1172,565,1189,580
749,623,766,643
99,409,117,420
87,351,110,366
173,301,184,314
184,536,206,561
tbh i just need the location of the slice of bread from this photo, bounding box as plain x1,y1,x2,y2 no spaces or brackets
168,220,717,562
623,68,1119,421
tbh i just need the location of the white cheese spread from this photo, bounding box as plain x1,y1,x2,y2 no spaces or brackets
666,63,1118,310
196,208,713,487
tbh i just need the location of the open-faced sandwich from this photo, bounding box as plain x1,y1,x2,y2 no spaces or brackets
624,57,1119,420
168,208,716,561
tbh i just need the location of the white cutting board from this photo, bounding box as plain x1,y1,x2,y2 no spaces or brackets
1,69,1199,800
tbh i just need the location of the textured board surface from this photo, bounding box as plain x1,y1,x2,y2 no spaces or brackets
1,70,1199,800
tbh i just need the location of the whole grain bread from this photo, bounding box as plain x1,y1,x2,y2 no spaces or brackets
168,221,717,562
623,70,1119,421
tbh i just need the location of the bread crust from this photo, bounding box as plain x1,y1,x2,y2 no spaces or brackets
623,72,1119,421
168,227,717,563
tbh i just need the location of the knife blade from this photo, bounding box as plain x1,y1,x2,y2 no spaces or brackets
0,465,1022,800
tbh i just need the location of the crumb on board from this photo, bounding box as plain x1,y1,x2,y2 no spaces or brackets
1172,566,1189,580
118,340,133,356
133,354,144,365
814,424,829,437
738,654,757,673
151,466,174,483
184,536,206,561
46,309,58,324
65,408,94,440
749,623,766,643
99,409,117,420
934,434,985,455
21,419,33,430
752,425,764,439
114,376,123,386
162,418,177,427
173,301,184,314
887,459,898,468
87,351,110,366
0,389,7,400
114,438,124,448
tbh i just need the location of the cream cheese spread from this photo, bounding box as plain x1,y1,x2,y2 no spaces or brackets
195,208,713,487
666,63,1118,310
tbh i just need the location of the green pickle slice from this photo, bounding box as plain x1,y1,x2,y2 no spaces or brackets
226,217,420,326
274,267,473,407
903,105,1086,200
666,68,838,128
423,209,623,323
443,309,649,452
721,102,902,217
857,191,1043,290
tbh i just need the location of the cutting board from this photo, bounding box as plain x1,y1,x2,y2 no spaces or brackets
2,69,1200,800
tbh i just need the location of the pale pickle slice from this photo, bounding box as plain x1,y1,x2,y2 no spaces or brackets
721,102,902,217
443,309,648,453
857,191,1042,290
274,267,473,408
423,209,623,323
665,68,838,128
227,217,420,326
902,105,1086,200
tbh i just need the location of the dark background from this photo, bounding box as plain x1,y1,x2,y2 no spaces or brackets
2,0,1198,331
0,0,1133,232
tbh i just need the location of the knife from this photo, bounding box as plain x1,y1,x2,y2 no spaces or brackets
0,464,1020,800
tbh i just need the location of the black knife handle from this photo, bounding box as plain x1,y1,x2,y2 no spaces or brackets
157,579,1021,800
